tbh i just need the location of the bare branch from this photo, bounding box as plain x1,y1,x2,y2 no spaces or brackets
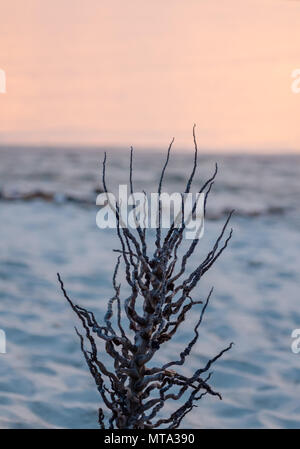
58,130,234,428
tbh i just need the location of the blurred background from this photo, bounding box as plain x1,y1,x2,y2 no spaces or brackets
0,0,300,429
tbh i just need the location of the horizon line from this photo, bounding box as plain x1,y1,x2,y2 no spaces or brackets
0,142,299,156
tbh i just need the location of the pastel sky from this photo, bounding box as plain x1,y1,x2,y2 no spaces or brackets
0,0,300,152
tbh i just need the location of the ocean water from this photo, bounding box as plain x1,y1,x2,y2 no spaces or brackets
0,146,300,429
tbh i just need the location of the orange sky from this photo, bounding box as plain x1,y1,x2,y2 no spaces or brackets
0,0,300,152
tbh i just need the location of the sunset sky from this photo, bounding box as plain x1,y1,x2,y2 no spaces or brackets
0,0,300,152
